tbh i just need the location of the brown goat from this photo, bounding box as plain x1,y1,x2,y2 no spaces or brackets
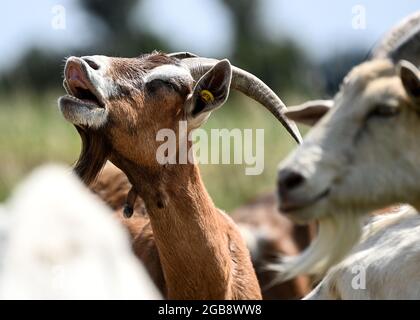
91,162,316,299
59,52,301,299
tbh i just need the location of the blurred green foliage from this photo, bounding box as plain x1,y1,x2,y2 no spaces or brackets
0,92,307,210
0,0,362,209
0,93,80,201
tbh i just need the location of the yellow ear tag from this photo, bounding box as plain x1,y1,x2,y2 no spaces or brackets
200,90,214,103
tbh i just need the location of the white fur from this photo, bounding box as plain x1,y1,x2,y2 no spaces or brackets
0,165,161,299
58,97,109,129
305,207,420,299
144,64,192,84
275,59,419,279
82,55,120,100
271,212,364,281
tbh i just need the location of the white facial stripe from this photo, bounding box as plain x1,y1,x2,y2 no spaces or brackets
82,55,110,67
80,55,119,99
144,64,192,83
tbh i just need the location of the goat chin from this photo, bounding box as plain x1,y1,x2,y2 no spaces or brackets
269,212,365,283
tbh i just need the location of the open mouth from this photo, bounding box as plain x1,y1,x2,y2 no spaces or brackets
61,59,105,110
58,57,109,128
279,188,331,214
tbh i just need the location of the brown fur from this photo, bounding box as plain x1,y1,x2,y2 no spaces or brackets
69,53,261,299
74,127,109,185
91,162,316,299
89,162,167,294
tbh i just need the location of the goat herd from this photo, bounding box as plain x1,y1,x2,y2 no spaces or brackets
0,11,419,300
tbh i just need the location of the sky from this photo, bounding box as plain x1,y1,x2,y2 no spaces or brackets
0,0,419,71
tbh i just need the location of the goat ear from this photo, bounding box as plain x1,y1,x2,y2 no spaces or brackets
285,100,333,126
186,59,232,127
398,60,420,102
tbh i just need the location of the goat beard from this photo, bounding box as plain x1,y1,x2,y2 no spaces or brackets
269,212,365,283
74,125,110,186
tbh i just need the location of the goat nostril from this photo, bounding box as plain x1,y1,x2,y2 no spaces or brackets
278,170,305,193
82,58,100,70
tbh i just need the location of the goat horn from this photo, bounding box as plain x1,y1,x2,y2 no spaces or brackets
181,57,302,144
371,11,420,66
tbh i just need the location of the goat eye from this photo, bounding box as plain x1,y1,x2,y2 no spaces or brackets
368,104,400,118
146,79,176,93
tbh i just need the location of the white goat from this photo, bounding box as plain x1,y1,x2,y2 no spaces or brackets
272,11,420,287
304,206,420,299
0,165,161,299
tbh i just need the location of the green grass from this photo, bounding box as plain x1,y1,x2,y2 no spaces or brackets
0,91,307,211
200,93,302,211
0,93,81,201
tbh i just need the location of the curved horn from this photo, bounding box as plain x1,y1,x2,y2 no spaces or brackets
181,57,302,144
371,11,420,65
